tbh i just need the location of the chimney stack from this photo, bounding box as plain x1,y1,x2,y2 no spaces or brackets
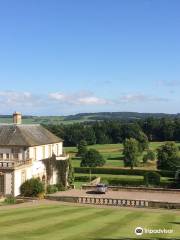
13,112,22,124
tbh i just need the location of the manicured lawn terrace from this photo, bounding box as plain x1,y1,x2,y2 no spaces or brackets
0,204,179,239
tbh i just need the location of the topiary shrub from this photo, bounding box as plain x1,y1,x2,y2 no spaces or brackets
144,171,161,187
20,178,44,197
47,185,58,194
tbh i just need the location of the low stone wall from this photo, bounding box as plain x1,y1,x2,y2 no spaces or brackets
46,195,79,203
45,195,180,209
89,177,101,186
82,184,180,193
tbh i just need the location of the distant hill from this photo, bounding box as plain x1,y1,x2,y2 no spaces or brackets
0,112,179,125
64,112,178,121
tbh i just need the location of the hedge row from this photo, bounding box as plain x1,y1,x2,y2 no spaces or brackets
76,175,173,188
74,176,97,182
74,167,175,178
102,177,143,187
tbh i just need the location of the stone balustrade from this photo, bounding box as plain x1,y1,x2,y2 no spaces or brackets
0,159,32,169
77,197,149,207
46,195,180,209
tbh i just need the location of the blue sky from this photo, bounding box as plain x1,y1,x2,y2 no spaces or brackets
0,0,180,115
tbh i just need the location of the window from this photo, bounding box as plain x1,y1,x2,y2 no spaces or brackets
56,144,59,156
21,170,26,183
13,153,19,159
6,154,10,159
12,148,19,159
42,146,46,159
0,175,4,194
12,147,20,153
48,145,51,157
33,147,37,160
0,154,3,159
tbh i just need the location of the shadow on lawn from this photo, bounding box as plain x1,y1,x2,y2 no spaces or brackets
108,156,124,161
169,222,180,225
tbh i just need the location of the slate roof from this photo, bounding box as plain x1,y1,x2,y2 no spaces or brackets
0,124,62,147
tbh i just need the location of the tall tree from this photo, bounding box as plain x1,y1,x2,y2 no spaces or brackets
77,140,87,157
123,138,140,169
157,142,180,170
80,149,106,167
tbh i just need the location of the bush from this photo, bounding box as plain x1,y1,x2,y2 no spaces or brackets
56,183,67,191
20,178,44,197
4,196,17,204
144,172,161,186
47,185,58,194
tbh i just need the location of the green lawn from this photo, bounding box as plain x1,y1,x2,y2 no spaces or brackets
0,204,179,239
66,142,180,169
66,143,125,168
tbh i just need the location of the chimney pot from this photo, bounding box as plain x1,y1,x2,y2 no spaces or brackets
13,112,22,124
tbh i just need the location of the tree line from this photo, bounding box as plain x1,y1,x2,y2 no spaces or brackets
44,117,180,147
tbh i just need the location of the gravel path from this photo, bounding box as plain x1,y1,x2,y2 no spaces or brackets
50,188,180,203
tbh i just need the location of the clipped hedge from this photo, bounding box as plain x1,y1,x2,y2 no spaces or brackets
102,177,143,187
74,167,174,178
74,175,97,182
144,172,161,186
76,175,172,188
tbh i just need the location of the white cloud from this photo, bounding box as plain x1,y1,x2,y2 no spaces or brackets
0,91,43,109
118,93,169,103
49,91,110,105
77,96,108,105
49,92,66,101
0,90,171,115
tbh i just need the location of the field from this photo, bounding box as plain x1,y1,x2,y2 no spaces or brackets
65,142,179,189
0,203,180,239
0,115,95,125
65,142,180,169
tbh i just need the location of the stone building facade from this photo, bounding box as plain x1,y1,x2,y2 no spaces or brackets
0,112,68,196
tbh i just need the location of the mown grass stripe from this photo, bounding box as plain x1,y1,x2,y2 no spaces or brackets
60,210,132,240
89,211,145,240
0,205,78,223
0,206,83,227
142,213,177,238
0,205,60,218
0,206,100,238
1,208,112,239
